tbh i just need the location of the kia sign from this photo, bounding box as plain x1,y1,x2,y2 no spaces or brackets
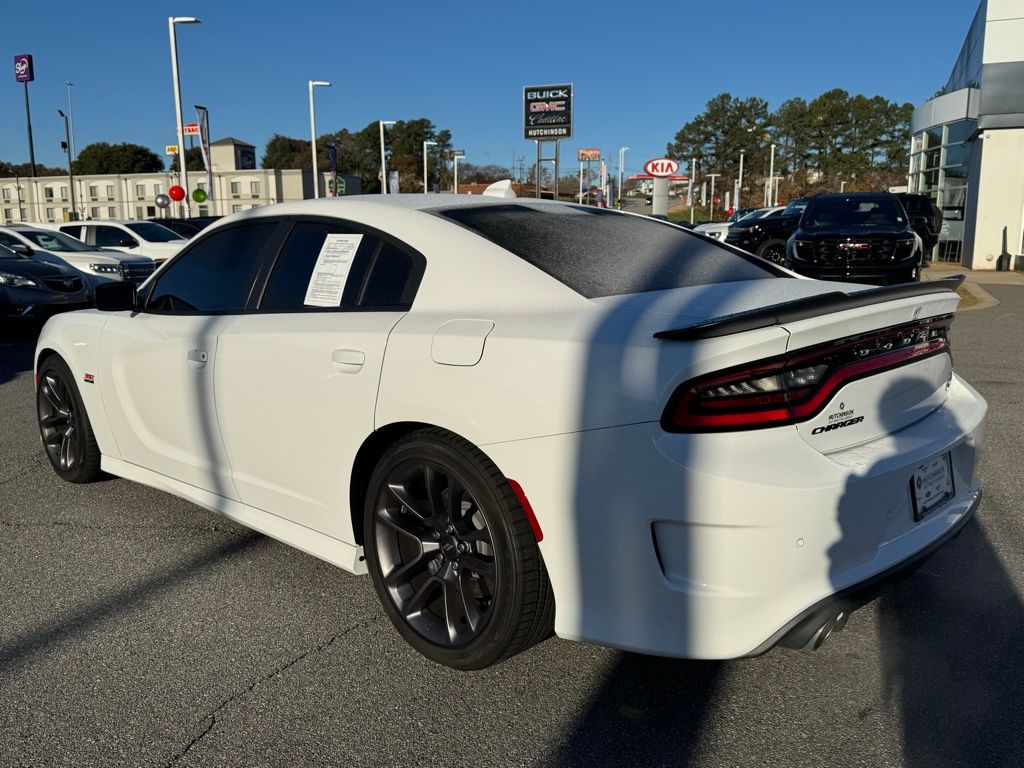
524,84,573,140
644,158,679,177
14,54,34,83
577,148,601,162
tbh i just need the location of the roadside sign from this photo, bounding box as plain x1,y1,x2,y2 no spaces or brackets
165,144,178,155
14,54,34,83
524,84,573,140
578,148,601,162
183,122,200,136
643,158,679,177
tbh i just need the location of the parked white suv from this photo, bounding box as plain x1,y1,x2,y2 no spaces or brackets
0,225,156,287
47,221,186,266
695,206,784,241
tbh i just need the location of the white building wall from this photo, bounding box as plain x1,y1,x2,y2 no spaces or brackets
962,128,1024,269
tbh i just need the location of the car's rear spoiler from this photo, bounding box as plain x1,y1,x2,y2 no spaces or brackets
653,275,966,341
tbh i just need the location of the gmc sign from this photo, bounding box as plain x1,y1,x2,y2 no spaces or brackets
524,84,573,140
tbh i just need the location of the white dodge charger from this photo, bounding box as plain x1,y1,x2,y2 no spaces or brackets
34,194,986,669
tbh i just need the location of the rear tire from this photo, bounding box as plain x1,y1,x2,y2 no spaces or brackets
757,239,788,264
363,428,554,670
36,356,104,483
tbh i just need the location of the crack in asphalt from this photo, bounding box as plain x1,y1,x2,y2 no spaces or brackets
164,615,381,767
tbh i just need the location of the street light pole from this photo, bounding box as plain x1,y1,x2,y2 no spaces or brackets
168,16,200,218
707,173,721,220
379,120,396,194
737,150,744,209
617,146,629,208
58,110,77,221
765,142,776,207
308,80,331,198
65,81,76,163
423,140,437,193
454,153,465,194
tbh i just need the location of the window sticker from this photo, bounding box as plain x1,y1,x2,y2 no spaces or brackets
303,233,363,307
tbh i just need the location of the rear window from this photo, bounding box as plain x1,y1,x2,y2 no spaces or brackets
432,203,775,299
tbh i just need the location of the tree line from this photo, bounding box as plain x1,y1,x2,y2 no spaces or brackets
667,89,913,204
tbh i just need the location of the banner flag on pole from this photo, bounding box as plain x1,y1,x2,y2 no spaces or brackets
195,105,213,199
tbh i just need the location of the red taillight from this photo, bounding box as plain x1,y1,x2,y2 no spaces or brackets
663,315,952,433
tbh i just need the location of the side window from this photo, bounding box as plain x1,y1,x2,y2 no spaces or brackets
359,242,418,307
0,232,19,248
93,226,127,248
146,223,277,313
258,221,423,312
58,226,80,238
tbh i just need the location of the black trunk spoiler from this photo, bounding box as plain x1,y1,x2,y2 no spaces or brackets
653,276,966,341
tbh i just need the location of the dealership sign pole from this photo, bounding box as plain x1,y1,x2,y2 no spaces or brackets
14,55,37,177
524,84,572,199
644,157,679,219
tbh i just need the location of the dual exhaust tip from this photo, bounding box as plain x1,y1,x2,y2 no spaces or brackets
804,610,849,651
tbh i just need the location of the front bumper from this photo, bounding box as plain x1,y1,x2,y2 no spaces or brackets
1,286,91,319
787,257,920,282
483,373,986,659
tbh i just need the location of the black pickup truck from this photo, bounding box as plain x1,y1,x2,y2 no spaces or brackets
785,193,923,284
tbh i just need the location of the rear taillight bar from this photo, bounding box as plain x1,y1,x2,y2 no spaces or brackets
662,314,953,433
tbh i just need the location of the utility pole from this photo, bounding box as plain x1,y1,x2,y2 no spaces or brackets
58,110,77,220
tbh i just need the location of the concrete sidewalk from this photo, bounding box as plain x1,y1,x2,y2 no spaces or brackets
922,261,1024,310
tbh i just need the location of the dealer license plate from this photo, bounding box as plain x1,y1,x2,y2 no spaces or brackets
911,452,954,521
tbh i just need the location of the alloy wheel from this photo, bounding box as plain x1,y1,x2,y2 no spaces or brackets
38,372,82,472
373,460,498,647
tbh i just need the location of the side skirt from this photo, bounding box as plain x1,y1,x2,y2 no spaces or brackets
101,456,368,576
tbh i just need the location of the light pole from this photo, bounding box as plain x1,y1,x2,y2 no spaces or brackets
58,110,77,221
840,180,846,193
617,146,629,207
65,81,76,163
689,157,696,225
168,16,201,218
423,140,437,192
707,173,721,220
379,120,396,194
308,80,331,198
773,175,782,206
764,142,776,207
737,149,745,209
454,153,465,194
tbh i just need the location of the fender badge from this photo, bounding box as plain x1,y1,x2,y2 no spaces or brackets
83,373,95,384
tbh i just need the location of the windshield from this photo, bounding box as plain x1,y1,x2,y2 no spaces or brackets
727,208,758,223
125,222,184,242
782,199,809,216
19,229,94,252
432,203,774,299
801,196,906,229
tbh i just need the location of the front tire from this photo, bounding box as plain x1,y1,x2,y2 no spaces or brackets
36,356,104,483
757,239,788,264
364,428,554,669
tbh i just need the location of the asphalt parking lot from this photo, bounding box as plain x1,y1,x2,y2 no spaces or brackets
2,285,1023,768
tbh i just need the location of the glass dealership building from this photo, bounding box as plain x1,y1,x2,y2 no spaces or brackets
908,0,1024,269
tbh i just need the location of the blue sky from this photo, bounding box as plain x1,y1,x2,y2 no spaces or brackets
2,0,978,177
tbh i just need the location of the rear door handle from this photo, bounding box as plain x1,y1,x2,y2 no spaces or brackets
331,349,365,373
187,349,208,368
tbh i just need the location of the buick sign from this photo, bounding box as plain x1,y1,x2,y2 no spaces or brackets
524,84,573,140
14,54,34,83
644,158,680,177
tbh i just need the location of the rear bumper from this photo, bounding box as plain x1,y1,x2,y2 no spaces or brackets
750,489,981,654
483,373,987,659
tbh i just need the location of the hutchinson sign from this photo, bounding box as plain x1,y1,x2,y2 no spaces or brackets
524,84,572,140
643,158,680,177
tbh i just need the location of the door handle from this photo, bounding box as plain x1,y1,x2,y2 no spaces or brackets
187,349,208,368
331,349,365,373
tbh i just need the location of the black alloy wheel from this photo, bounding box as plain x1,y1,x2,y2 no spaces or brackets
759,240,787,265
374,458,498,647
364,429,554,669
36,357,103,483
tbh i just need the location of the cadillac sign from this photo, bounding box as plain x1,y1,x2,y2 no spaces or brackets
524,84,572,140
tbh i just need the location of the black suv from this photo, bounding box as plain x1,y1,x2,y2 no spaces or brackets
894,193,942,261
786,193,921,284
725,198,809,263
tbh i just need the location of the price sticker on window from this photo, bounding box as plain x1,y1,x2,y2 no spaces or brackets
303,234,363,307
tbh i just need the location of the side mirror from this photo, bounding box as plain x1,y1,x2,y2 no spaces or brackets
8,242,32,256
118,237,139,248
94,281,137,311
